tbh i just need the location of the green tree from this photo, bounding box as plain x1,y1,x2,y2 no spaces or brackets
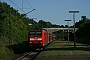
76,16,90,44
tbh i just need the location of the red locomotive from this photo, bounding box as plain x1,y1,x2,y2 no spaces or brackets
28,29,56,49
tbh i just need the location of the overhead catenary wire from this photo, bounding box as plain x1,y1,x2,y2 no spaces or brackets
22,0,23,10
9,0,40,19
9,0,32,18
25,0,33,8
9,0,26,14
25,0,41,19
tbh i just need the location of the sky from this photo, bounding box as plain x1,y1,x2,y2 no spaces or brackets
1,0,90,26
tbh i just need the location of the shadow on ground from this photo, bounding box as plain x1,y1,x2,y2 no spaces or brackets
45,44,90,51
7,41,31,54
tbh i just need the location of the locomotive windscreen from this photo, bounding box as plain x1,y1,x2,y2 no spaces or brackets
30,31,42,36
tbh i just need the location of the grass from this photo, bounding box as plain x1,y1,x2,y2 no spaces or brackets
40,39,90,57
0,36,14,60
0,35,29,60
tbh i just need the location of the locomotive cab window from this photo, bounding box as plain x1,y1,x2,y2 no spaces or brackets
30,32,35,36
30,31,42,36
36,32,42,36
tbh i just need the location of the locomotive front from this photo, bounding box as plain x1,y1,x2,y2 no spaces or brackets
28,30,43,48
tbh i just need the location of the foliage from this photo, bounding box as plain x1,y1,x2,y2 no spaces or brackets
76,16,90,44
53,30,68,40
0,2,35,59
37,20,52,28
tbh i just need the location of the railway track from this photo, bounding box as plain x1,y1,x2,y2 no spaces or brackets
15,48,44,60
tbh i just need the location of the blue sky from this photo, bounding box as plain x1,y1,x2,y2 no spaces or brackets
1,0,90,26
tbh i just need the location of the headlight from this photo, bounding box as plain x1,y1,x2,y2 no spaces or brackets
38,38,42,40
30,38,34,40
